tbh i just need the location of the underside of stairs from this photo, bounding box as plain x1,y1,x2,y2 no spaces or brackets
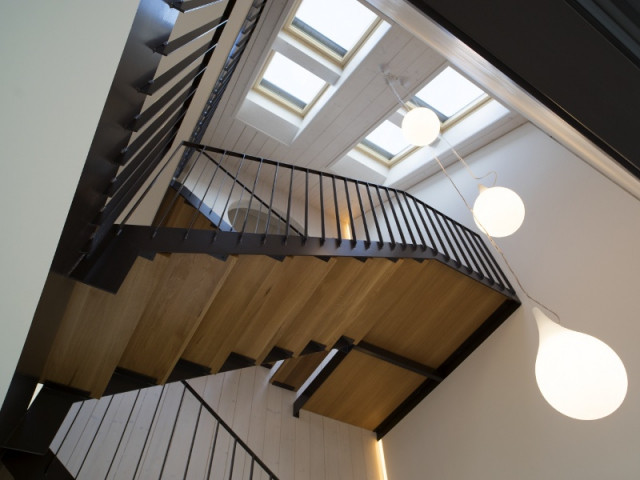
18,190,518,444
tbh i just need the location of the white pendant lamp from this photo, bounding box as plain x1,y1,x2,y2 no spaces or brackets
472,185,525,237
401,107,440,146
533,307,627,420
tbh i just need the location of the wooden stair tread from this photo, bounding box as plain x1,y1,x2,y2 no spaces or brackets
182,255,282,371
118,253,235,383
359,260,506,367
303,350,425,431
41,255,168,397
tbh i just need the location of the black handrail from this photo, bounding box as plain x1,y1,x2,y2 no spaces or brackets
51,381,279,479
118,141,515,296
181,381,279,479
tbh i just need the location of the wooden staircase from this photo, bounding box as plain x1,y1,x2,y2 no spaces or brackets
32,195,514,437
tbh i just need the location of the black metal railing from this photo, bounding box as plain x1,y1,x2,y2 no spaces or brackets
54,0,266,278
118,141,514,296
51,380,279,479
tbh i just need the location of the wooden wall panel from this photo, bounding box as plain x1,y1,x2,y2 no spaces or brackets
119,254,236,383
303,351,425,431
41,255,168,397
51,368,383,480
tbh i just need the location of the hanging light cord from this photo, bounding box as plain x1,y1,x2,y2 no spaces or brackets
383,72,410,111
438,135,498,186
432,153,561,322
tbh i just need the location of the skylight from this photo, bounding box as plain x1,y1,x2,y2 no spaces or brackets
291,0,378,59
260,52,326,109
362,120,411,159
413,66,485,119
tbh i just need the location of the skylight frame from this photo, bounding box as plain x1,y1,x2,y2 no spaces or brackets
283,0,382,66
408,66,490,124
253,50,329,116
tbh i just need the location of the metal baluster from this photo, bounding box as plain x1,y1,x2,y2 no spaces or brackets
319,173,326,244
153,146,205,237
133,385,166,480
364,183,382,247
105,390,142,480
182,401,203,480
443,217,471,270
411,197,436,251
249,458,255,479
214,154,247,240
227,440,237,480
454,223,482,275
208,154,230,216
332,176,342,245
374,185,395,247
240,158,264,241
473,234,510,290
461,227,492,281
158,385,187,478
401,192,426,250
427,206,455,263
53,400,83,457
470,233,499,284
344,178,357,244
284,167,294,243
355,182,371,248
185,151,225,239
77,396,114,478
384,187,406,247
118,141,184,233
205,422,221,480
393,190,416,247
304,169,309,242
263,162,279,243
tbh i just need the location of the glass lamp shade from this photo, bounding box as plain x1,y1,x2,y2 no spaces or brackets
533,307,627,420
401,107,440,146
472,185,525,237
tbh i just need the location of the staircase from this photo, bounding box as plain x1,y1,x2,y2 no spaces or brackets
22,141,518,441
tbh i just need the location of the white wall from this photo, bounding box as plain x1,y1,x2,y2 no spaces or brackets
52,367,382,479
383,123,640,479
0,2,139,406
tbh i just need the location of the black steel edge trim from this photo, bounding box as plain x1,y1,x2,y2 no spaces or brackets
171,0,225,13
130,64,205,131
404,0,640,178
155,16,227,56
354,341,442,382
374,298,520,439
167,359,212,383
115,226,514,299
262,346,294,364
300,340,326,356
271,381,296,392
105,367,158,396
293,337,353,417
219,352,256,372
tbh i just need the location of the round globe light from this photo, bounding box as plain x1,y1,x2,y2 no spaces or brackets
472,185,525,237
533,307,627,420
401,107,440,146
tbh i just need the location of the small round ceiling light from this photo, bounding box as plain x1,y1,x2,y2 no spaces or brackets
401,107,440,146
472,185,525,237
